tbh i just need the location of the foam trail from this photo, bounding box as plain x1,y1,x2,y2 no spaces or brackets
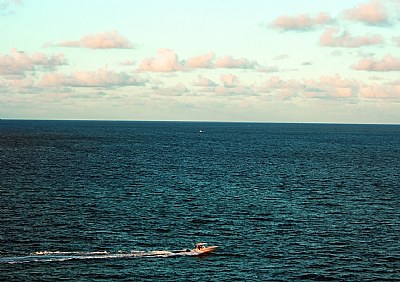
0,249,200,264
31,251,110,256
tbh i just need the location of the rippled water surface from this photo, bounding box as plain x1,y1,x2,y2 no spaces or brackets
1,121,399,281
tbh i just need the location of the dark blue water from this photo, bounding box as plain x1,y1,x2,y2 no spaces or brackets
1,121,399,281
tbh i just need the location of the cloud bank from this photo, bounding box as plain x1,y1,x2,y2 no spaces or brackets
0,48,66,78
39,68,145,88
137,49,257,72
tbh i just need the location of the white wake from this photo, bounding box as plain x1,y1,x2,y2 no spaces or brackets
0,249,200,264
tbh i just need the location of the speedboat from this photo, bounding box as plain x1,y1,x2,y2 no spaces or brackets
192,243,218,255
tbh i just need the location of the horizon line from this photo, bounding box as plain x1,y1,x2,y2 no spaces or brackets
1,118,399,126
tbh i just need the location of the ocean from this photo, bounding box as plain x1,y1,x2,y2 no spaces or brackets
0,120,399,281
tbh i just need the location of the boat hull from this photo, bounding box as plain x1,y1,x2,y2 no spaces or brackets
193,246,218,255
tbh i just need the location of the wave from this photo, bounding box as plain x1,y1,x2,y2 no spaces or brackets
0,249,200,264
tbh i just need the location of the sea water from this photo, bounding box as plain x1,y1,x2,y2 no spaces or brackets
0,121,399,281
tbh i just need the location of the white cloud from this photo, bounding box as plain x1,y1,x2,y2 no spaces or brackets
353,55,400,71
343,0,390,25
155,83,189,96
186,52,215,68
138,48,182,72
193,75,217,87
0,48,66,79
270,12,333,31
57,31,134,49
320,28,384,48
137,49,258,72
39,68,146,88
220,74,239,88
215,56,257,69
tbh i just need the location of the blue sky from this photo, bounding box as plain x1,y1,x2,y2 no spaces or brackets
1,0,400,123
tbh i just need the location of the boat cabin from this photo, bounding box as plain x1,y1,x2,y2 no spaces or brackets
195,243,207,250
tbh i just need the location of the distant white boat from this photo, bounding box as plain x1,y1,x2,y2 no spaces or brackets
199,130,204,133
192,243,218,255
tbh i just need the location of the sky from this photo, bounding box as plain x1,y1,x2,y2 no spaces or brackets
1,0,400,123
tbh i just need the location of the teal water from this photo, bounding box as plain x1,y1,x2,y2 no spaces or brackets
0,121,399,281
